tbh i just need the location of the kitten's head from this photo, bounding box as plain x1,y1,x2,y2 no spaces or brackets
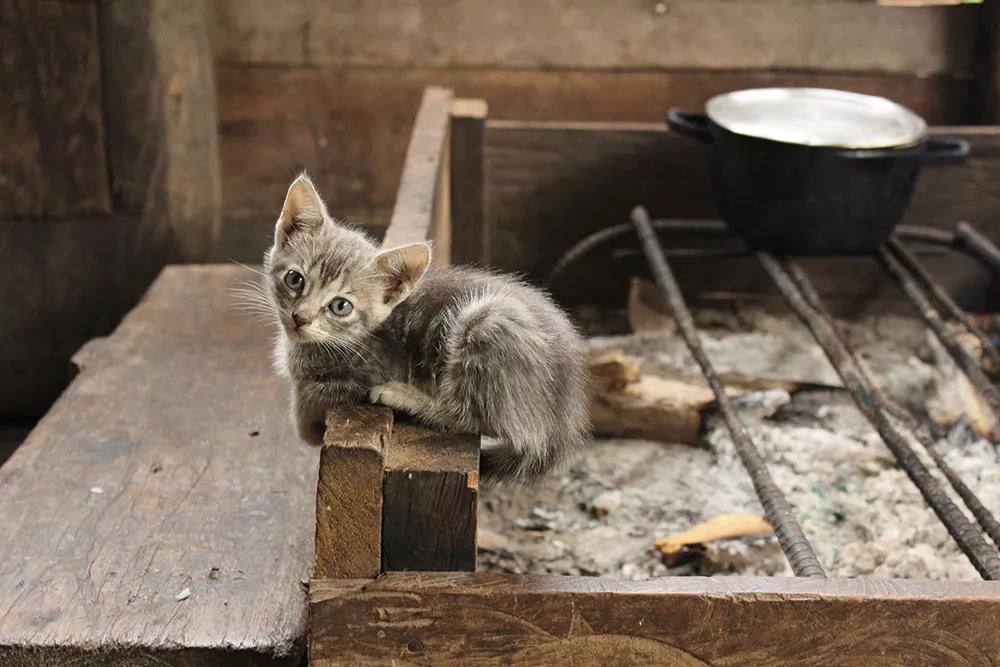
264,174,431,345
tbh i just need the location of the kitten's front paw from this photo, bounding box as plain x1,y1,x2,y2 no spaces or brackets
369,382,431,415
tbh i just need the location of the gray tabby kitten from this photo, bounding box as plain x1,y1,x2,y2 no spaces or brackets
263,174,589,483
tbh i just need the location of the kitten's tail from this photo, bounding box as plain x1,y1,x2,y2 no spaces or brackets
478,431,585,485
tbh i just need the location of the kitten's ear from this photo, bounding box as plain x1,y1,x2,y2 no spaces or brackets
373,242,431,307
275,174,327,248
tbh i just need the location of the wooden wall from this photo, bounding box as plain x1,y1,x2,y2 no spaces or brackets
1,0,221,419
208,0,987,261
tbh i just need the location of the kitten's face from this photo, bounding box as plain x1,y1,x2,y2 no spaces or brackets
264,175,430,347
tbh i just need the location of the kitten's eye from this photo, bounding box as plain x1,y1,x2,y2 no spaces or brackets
284,270,305,292
328,297,353,317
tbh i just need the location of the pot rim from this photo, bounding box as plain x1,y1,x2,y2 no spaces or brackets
705,87,928,150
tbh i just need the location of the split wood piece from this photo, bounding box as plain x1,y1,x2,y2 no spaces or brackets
589,350,713,444
382,424,480,572
315,405,394,579
309,573,1000,666
654,514,774,565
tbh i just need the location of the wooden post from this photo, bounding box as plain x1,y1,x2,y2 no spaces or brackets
449,99,488,265
315,411,480,576
381,424,480,572
314,405,394,579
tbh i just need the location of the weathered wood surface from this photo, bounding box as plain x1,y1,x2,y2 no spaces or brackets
486,122,1000,308
0,266,315,665
212,66,973,263
209,0,975,75
449,99,488,265
310,572,1000,666
381,424,479,572
0,0,110,218
383,87,453,260
315,406,393,580
100,0,222,261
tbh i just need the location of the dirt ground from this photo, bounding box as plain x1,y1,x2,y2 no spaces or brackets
478,307,1000,580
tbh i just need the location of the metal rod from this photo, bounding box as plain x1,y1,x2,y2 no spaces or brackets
956,222,1000,276
886,237,1000,377
878,244,1000,420
785,261,1000,552
631,206,827,578
760,252,1000,579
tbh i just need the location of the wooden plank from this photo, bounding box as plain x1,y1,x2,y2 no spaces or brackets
209,0,976,76
449,99,489,265
381,424,479,572
100,0,222,260
484,121,1000,308
315,406,393,579
0,266,314,665
384,87,453,256
310,572,1000,665
0,0,111,218
212,65,974,264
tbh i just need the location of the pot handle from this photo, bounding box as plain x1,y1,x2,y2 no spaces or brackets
918,137,969,165
835,137,969,164
667,108,713,144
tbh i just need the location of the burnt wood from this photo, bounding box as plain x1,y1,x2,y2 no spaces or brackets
310,572,1000,666
0,266,314,665
0,0,111,218
381,424,480,572
449,99,489,265
314,405,394,579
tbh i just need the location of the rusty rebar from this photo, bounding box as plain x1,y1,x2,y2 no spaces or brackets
785,261,1000,552
878,244,1000,419
631,207,827,578
956,222,1000,277
885,236,1000,377
760,252,1000,579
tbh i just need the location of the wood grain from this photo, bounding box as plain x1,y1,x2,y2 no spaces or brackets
383,87,453,258
449,99,488,265
310,572,1000,666
100,0,222,260
381,424,479,572
314,405,393,579
0,0,110,219
0,266,314,664
209,0,976,76
485,122,1000,308
212,65,975,264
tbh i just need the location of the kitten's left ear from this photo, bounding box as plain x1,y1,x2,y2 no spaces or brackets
374,242,431,307
275,173,328,248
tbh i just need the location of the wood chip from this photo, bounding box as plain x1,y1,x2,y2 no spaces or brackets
654,514,773,560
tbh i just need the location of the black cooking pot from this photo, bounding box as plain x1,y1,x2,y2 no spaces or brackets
667,89,969,255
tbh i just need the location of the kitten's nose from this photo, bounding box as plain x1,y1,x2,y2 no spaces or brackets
292,311,310,329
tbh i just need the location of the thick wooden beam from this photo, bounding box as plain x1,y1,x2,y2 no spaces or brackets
315,405,394,579
0,0,110,218
384,86,453,260
449,99,488,265
381,424,479,572
100,0,222,261
310,572,1000,665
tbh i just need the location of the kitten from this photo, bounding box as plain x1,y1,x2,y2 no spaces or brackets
263,174,589,484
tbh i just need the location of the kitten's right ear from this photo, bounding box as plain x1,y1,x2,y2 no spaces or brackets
275,174,327,248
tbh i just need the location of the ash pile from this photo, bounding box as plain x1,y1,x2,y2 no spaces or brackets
478,283,1000,580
